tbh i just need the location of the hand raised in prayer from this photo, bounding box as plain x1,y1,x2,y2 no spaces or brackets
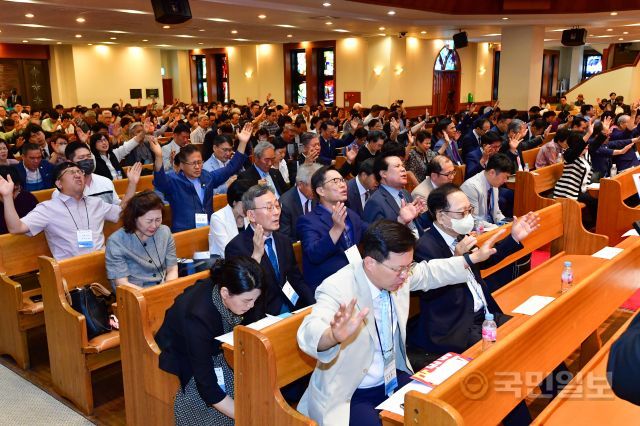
331,201,347,233
511,212,540,243
398,198,420,224
345,144,358,164
251,224,266,262
454,235,478,256
148,136,163,158
0,174,15,198
127,162,143,186
330,299,369,344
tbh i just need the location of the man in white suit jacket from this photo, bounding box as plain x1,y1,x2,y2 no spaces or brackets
296,220,503,426
460,152,514,227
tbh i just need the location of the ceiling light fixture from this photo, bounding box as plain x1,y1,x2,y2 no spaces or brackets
624,31,629,34
207,18,231,22
233,38,250,42
378,33,386,36
198,42,203,45
379,26,385,30
333,29,349,33
323,2,331,6
502,17,509,20
287,34,293,38
76,17,85,23
483,33,501,36
56,41,62,44
231,30,238,34
110,37,117,40
387,10,396,16
142,39,148,42
75,34,82,38
114,9,148,15
420,31,427,34
611,11,618,16
156,44,172,47
163,25,171,29
199,29,205,32
276,24,295,28
88,43,93,45
108,30,128,34
17,23,47,28
258,14,267,19
22,40,29,43
619,37,624,40
25,13,34,18
606,28,613,31
325,21,333,25
176,34,195,38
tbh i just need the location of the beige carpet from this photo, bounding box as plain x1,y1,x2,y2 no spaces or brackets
0,363,94,425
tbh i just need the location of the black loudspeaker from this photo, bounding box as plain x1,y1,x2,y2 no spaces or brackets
453,32,468,49
561,28,587,46
150,0,192,24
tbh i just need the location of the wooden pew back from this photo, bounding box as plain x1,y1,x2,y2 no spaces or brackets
522,147,541,169
113,174,155,195
595,165,640,245
513,162,563,217
32,188,55,203
234,308,317,426
404,237,640,426
118,270,210,426
452,164,466,187
213,193,228,212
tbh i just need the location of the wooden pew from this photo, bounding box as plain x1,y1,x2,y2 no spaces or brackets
522,146,541,169
122,164,155,176
532,311,640,425
513,162,563,217
595,165,640,245
234,309,317,426
213,193,228,212
36,226,209,414
32,188,55,203
395,236,640,426
113,174,155,195
118,270,210,426
452,164,466,187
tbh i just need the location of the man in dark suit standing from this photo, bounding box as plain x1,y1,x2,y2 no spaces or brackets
225,184,313,315
237,141,289,198
346,158,377,218
6,89,22,108
363,152,428,237
279,163,321,242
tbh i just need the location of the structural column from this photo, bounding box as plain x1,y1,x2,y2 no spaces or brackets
498,26,545,110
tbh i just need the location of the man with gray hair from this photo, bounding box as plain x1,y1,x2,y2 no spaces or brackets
189,114,210,144
237,141,289,197
279,163,322,242
225,184,313,314
500,118,528,172
609,110,640,171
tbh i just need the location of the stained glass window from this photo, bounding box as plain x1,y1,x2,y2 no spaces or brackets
434,47,459,71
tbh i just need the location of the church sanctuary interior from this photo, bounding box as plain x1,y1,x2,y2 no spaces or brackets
1,0,640,425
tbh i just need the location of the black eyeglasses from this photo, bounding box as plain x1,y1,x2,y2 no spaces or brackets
437,170,457,177
443,206,474,219
323,177,346,186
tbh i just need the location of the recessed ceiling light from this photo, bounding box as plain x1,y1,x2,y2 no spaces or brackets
163,25,170,29
606,28,613,31
76,17,85,23
56,41,62,44
276,24,295,28
287,34,294,38
198,42,203,45
323,2,331,6
110,37,116,40
611,11,618,16
25,13,34,18
114,9,148,15
333,29,349,33
233,38,250,42
156,44,171,47
75,34,82,38
258,14,267,19
142,39,148,42
624,31,629,34
379,26,386,31
483,33,501,36
325,21,333,25
198,29,205,32
619,37,624,40
231,30,238,34
22,40,29,43
207,18,231,22
420,31,427,34
88,43,93,45
502,17,509,20
387,10,396,15
176,34,194,38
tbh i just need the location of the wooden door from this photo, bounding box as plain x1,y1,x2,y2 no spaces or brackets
162,78,173,106
432,71,460,116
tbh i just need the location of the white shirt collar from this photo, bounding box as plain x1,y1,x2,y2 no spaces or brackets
433,223,457,251
364,269,383,301
296,188,309,205
355,176,367,196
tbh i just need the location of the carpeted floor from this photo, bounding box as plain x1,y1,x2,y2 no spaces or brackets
0,363,94,425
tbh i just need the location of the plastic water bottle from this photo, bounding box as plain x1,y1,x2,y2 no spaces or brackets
481,313,497,351
474,218,485,234
524,162,530,172
610,164,617,177
116,170,123,180
561,261,574,293
557,152,563,163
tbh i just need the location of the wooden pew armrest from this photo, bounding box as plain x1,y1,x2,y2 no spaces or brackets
82,331,120,354
19,289,44,314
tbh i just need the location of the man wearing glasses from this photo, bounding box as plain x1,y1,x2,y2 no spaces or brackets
297,220,504,426
0,161,141,260
411,155,456,201
149,123,252,232
408,184,539,368
225,184,313,315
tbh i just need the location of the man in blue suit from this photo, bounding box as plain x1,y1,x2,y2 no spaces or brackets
432,118,463,165
318,120,356,162
363,152,429,237
608,313,640,405
279,162,321,242
460,118,491,160
296,166,368,290
464,131,503,180
225,184,313,314
609,114,640,172
14,143,54,191
150,124,251,232
346,158,377,218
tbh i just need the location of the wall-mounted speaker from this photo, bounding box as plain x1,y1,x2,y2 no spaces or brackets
453,32,468,49
561,28,587,46
150,0,192,24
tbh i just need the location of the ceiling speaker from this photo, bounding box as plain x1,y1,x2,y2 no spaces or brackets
561,28,587,46
150,0,192,24
453,32,468,49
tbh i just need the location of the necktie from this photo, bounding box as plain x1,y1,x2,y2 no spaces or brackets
304,199,311,214
364,190,370,202
451,240,488,313
398,191,417,231
378,290,398,396
264,238,281,283
451,141,462,164
486,188,494,223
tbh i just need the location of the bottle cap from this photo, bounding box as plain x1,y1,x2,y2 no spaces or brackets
485,313,494,321
564,261,572,267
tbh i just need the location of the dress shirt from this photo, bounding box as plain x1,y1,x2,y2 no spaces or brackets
277,159,290,184
358,272,398,389
190,126,207,144
355,176,368,209
254,165,280,198
433,224,488,312
161,140,182,171
297,188,311,213
21,193,121,260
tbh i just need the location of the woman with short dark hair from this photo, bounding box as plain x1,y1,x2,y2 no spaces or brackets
0,165,37,234
156,256,264,425
105,190,177,291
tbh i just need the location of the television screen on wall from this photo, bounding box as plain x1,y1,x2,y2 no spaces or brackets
584,55,602,76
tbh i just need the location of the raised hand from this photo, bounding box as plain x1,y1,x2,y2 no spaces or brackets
345,144,358,164
329,299,369,344
76,126,89,144
469,229,506,264
454,235,478,256
331,202,347,233
398,198,419,224
148,136,163,158
143,117,155,134
0,174,15,198
511,212,540,243
602,116,613,135
251,223,266,262
237,123,253,146
508,135,521,152
349,117,360,133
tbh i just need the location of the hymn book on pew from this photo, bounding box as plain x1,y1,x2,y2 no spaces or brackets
214,313,290,346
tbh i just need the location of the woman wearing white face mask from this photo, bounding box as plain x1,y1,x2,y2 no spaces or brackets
406,183,540,370
48,132,69,166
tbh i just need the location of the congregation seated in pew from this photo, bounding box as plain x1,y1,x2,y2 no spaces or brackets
105,190,178,292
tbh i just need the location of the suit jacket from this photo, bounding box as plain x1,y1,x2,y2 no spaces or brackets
346,177,368,218
225,227,313,314
464,147,484,180
363,186,428,235
296,204,367,290
279,185,314,242
296,256,470,425
237,164,289,197
7,94,22,108
610,127,640,171
319,133,354,161
411,177,435,201
608,313,640,405
460,130,482,160
14,161,54,191
461,171,505,225
409,226,520,353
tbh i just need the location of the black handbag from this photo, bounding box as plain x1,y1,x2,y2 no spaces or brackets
64,280,113,340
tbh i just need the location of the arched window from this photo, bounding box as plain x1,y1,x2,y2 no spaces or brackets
434,46,459,71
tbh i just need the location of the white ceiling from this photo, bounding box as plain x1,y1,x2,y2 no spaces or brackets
1,0,640,49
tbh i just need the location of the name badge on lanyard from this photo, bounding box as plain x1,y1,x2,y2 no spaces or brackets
195,213,208,228
383,357,398,397
77,230,93,248
282,281,299,306
214,367,226,393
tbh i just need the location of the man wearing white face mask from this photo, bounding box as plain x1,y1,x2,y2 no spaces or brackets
407,183,539,369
